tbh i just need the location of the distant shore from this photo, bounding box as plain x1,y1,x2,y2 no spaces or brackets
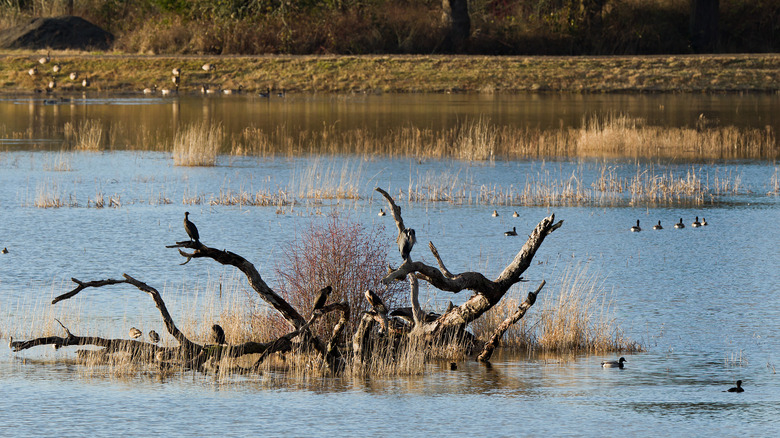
1,52,778,95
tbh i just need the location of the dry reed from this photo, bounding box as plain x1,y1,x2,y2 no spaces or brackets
72,119,105,151
172,122,224,166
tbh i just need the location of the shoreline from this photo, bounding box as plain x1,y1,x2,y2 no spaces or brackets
1,52,778,96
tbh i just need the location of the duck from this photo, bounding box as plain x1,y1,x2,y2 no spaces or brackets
1,247,8,254
492,210,499,217
692,216,701,227
630,220,641,232
129,327,142,339
148,330,160,343
674,218,685,229
601,357,627,368
653,220,663,230
701,217,708,226
378,208,386,216
512,211,519,217
726,380,744,393
504,227,517,236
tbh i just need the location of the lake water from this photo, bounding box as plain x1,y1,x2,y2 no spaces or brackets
1,94,779,436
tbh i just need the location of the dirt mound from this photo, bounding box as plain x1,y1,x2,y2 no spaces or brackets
0,16,113,50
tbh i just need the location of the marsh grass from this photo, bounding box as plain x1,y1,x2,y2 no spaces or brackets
33,179,76,208
69,119,105,151
41,151,73,171
173,122,224,166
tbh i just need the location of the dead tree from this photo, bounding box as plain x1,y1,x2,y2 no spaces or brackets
374,187,562,344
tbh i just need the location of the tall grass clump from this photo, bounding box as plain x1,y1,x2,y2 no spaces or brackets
66,119,104,151
172,122,223,166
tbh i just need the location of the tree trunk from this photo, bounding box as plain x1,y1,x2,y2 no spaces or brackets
690,0,719,53
441,0,470,52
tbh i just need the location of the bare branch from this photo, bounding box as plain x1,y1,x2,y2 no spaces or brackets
375,187,405,234
52,278,126,304
428,242,455,279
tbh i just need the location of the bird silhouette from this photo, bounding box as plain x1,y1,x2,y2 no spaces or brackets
504,227,517,236
184,212,199,243
313,286,333,312
726,380,744,392
653,220,663,230
631,220,641,232
211,324,226,344
397,228,416,260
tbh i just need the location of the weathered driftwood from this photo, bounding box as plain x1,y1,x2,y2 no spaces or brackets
477,280,546,363
375,187,562,338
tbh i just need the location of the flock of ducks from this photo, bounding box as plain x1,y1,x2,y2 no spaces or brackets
631,216,708,232
26,52,89,93
600,357,744,392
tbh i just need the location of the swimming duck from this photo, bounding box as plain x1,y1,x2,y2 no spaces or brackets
726,380,744,392
674,218,685,229
504,227,517,236
492,210,499,217
601,357,627,368
378,208,386,216
630,220,641,232
692,216,701,227
653,220,663,230
129,327,142,339
701,217,708,226
1,247,8,254
512,211,519,217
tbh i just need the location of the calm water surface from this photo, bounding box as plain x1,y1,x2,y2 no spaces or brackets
0,95,778,436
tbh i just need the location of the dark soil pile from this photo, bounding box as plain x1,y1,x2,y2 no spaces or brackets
0,16,113,50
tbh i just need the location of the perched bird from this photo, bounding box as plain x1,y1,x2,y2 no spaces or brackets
69,72,78,81
202,63,215,72
701,217,708,226
512,211,519,217
365,289,388,315
630,219,641,232
378,208,386,216
148,330,160,343
1,247,8,254
504,227,517,236
653,220,663,230
211,324,226,344
129,327,142,339
172,67,181,77
601,357,627,368
692,216,701,227
312,285,333,312
726,380,744,393
492,210,499,217
52,64,61,73
674,218,685,229
184,211,200,243
397,228,416,261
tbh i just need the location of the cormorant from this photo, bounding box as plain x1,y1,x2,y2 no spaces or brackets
692,216,701,227
365,289,387,315
631,220,641,232
674,218,685,229
312,285,333,312
129,327,142,339
504,227,517,236
727,380,744,393
653,220,663,230
149,330,160,343
601,357,627,368
211,324,226,344
397,228,416,261
184,212,200,243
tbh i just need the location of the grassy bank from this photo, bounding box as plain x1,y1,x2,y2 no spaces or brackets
1,52,779,95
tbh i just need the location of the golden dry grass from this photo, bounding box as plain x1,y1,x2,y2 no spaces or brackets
172,121,223,166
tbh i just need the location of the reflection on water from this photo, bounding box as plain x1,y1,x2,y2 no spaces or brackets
0,95,779,435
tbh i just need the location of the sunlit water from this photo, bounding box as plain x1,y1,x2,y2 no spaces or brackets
1,95,779,436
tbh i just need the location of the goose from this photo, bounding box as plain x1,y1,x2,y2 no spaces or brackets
512,211,519,217
601,357,627,368
726,380,744,393
630,220,641,232
148,330,160,343
69,72,78,81
492,210,499,217
653,220,663,230
81,78,89,88
701,217,708,226
172,67,181,77
129,327,142,339
28,66,37,76
504,227,517,236
143,85,157,95
202,63,215,72
222,85,243,95
674,218,685,229
38,52,50,64
378,208,386,216
184,211,199,243
258,87,270,98
160,87,176,96
47,78,56,91
172,75,180,87
692,216,701,227
52,64,61,73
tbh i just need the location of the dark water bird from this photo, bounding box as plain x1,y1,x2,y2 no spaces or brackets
365,289,387,315
450,362,457,371
148,330,160,343
601,357,627,368
512,211,519,217
701,217,708,226
397,228,416,261
653,220,663,230
726,380,744,393
258,87,270,98
378,208,386,216
184,211,199,243
211,324,226,344
674,218,685,229
491,210,499,217
313,285,333,312
1,248,8,254
504,227,517,236
630,220,641,232
692,216,701,227
129,327,142,339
